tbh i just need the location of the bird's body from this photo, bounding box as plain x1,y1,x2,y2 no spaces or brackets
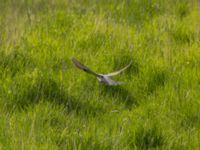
72,58,132,86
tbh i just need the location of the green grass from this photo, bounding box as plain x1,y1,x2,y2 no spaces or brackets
0,0,200,149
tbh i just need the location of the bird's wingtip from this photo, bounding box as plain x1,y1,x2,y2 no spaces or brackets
71,57,80,65
71,57,76,62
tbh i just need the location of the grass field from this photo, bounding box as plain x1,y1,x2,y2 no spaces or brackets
0,0,200,149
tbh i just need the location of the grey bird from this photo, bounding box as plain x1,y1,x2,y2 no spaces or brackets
72,58,132,86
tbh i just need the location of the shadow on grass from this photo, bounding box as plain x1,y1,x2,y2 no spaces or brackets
134,124,165,149
100,85,138,110
0,50,35,77
146,68,168,95
7,76,104,117
180,102,200,129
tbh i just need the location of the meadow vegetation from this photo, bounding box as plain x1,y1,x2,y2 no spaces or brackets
0,0,199,149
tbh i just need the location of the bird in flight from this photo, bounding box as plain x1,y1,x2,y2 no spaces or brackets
72,58,132,86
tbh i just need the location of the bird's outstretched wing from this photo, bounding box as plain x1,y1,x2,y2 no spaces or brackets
103,60,132,77
72,58,102,77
